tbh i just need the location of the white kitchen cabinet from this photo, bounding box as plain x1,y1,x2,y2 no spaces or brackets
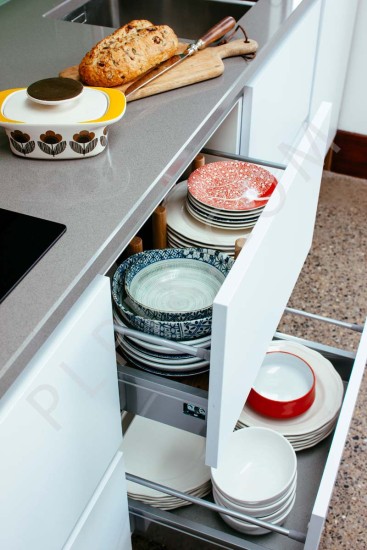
205,98,243,155
63,451,131,550
309,0,359,149
0,276,124,550
241,0,321,164
117,101,367,548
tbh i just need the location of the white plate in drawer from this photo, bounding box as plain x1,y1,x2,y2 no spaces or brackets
165,181,252,247
238,340,343,448
123,415,211,509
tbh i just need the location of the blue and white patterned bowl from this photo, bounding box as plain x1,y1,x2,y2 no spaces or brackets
123,248,234,322
112,248,231,340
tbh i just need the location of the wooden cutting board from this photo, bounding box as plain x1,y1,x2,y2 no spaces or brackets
59,39,258,101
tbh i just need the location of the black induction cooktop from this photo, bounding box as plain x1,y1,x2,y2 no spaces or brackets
0,208,66,303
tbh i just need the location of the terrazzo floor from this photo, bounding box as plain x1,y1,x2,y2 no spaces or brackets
132,170,367,550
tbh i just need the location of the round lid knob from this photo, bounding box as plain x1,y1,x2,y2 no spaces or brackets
26,77,84,105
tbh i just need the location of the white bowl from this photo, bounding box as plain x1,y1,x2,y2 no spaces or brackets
215,489,296,525
210,427,297,506
218,492,296,536
212,474,297,516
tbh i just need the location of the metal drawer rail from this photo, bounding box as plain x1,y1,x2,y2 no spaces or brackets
126,473,306,544
114,324,211,360
284,307,364,333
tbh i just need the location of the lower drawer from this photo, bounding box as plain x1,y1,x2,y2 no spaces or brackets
63,451,131,550
121,323,367,550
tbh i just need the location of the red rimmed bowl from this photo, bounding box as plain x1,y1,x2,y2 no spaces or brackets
247,350,316,419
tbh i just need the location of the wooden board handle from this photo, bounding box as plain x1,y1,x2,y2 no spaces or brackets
215,38,258,59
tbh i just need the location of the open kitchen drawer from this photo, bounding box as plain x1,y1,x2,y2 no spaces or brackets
114,102,366,547
121,327,367,550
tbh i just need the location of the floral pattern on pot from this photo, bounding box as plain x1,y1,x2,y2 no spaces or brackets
38,130,67,157
100,127,108,147
70,130,98,156
9,130,35,156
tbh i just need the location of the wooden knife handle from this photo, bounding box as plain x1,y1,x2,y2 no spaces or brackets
198,16,236,49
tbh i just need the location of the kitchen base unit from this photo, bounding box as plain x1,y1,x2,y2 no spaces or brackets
0,276,130,550
112,103,366,549
119,325,367,550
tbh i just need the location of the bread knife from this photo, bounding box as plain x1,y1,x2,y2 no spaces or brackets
124,16,236,98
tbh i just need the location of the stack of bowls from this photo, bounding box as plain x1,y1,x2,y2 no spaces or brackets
211,427,297,536
112,247,233,375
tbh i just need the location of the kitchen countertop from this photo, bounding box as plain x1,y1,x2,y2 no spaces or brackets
0,0,317,397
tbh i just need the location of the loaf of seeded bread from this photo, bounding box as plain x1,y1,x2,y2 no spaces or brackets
79,19,179,87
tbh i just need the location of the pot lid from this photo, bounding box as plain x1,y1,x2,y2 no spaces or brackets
0,77,126,125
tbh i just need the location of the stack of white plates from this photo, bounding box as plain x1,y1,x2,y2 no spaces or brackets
185,194,265,230
185,161,278,230
211,427,297,535
123,415,211,510
114,312,211,377
237,340,344,451
165,182,252,255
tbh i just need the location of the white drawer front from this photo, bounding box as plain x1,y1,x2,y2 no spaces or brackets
63,451,131,550
0,276,122,550
305,321,367,549
206,102,331,467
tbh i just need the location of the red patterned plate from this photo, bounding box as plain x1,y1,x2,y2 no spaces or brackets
187,161,278,211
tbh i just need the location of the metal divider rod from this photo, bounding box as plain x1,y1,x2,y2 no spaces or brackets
114,324,211,360
126,473,306,544
284,307,364,333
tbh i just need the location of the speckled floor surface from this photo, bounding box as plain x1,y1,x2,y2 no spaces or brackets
280,171,367,550
132,171,367,550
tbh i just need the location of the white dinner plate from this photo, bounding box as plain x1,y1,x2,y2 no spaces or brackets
116,332,209,368
185,202,258,230
167,237,235,257
167,226,236,251
164,182,252,248
167,234,235,257
123,415,211,501
187,193,265,218
239,340,344,439
128,482,212,510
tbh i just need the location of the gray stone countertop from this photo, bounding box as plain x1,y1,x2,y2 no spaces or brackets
0,0,315,397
